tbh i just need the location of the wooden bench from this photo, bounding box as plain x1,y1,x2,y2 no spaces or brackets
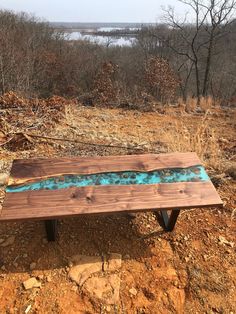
0,152,223,241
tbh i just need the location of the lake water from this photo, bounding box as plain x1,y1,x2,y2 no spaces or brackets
65,27,138,46
98,27,139,32
67,32,136,46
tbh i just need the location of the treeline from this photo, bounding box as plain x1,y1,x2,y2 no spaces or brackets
0,10,145,100
0,6,235,105
137,0,236,104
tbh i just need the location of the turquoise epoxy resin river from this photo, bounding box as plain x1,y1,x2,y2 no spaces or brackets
6,166,210,193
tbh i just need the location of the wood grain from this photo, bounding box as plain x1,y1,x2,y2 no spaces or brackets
8,152,202,186
0,181,223,222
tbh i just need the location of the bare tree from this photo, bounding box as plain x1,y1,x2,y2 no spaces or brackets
0,8,235,105
163,0,236,103
105,36,115,48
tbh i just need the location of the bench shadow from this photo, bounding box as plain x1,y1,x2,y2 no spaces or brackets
0,213,166,274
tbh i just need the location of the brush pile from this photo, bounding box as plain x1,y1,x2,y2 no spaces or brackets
0,92,77,151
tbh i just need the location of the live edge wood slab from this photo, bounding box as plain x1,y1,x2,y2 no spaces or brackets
0,152,223,241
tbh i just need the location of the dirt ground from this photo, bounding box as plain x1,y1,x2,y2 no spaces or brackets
0,103,236,313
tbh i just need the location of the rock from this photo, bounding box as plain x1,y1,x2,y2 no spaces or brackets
37,275,44,280
1,236,15,247
68,255,102,286
104,253,122,272
129,287,138,296
226,164,236,180
71,286,77,292
0,173,8,186
30,262,37,270
184,257,190,263
203,254,208,261
218,235,234,247
46,275,52,282
25,304,31,314
68,261,73,268
23,277,41,290
83,274,120,305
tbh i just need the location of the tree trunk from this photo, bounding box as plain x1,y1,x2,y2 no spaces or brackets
0,55,5,95
202,30,215,96
194,61,201,106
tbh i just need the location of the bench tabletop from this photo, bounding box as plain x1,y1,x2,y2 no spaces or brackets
8,152,202,185
0,152,223,221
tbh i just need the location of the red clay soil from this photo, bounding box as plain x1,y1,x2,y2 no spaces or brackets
0,104,235,313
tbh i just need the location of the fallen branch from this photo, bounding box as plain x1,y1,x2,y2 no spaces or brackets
229,153,236,161
0,137,13,146
3,132,146,151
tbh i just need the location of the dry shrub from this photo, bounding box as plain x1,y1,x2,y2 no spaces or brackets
0,92,77,135
118,91,159,112
93,61,120,104
0,91,29,108
160,111,222,170
145,57,179,103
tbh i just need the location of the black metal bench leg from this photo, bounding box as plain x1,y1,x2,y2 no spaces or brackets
155,209,180,231
44,220,57,241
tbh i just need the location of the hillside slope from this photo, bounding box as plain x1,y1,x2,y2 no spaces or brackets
0,100,235,313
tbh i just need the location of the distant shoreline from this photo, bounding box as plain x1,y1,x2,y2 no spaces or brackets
50,22,155,30
50,22,149,45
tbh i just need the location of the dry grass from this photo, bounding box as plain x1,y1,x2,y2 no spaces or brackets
160,111,222,170
199,96,215,112
178,96,220,113
186,97,198,112
65,103,76,125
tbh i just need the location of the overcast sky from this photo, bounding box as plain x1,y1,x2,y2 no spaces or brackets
0,0,187,22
